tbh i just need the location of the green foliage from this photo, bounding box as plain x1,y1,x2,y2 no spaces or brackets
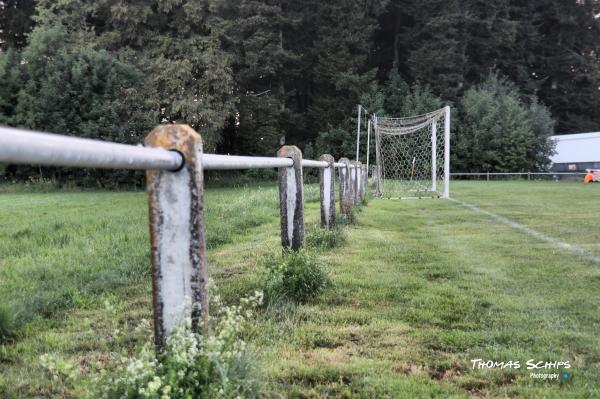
2,23,149,187
26,0,236,151
94,291,263,399
455,74,555,172
315,126,356,160
0,47,23,124
15,24,144,139
527,97,557,171
306,225,347,250
261,250,329,304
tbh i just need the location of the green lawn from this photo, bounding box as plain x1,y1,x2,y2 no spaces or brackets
1,181,599,397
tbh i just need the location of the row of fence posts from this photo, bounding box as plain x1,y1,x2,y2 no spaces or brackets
146,125,372,348
0,123,380,350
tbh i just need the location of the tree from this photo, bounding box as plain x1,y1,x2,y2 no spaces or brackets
455,74,555,172
0,47,22,124
4,24,147,186
34,0,237,151
216,0,300,155
509,0,600,132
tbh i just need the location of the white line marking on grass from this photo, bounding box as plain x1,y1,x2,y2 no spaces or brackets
450,197,600,264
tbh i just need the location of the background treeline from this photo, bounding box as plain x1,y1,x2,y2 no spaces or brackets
0,0,599,186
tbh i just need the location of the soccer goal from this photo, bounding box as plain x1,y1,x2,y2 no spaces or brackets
373,106,450,199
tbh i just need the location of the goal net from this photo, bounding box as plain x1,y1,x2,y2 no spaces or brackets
374,106,450,199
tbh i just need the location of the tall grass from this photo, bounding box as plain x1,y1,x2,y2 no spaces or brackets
0,184,305,338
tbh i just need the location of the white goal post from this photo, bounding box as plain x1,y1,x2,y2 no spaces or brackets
372,106,450,199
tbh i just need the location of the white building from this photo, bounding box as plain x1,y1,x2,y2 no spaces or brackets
550,132,600,172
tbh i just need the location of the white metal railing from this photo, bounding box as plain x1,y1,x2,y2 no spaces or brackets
0,126,350,171
0,124,368,349
203,154,292,169
0,126,183,170
301,159,328,168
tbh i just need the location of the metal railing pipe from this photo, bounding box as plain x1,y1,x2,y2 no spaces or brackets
202,154,292,170
0,126,183,170
301,159,329,168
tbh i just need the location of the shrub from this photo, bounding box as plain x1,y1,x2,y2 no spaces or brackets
261,250,330,304
306,225,347,250
455,73,555,172
87,290,264,399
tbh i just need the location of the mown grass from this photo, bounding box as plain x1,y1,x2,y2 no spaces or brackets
1,180,599,397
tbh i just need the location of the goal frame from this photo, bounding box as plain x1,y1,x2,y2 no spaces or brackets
370,106,451,199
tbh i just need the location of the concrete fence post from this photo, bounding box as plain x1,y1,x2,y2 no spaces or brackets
372,165,382,197
278,146,304,250
319,154,336,228
361,164,368,201
145,125,209,350
338,157,352,216
356,161,362,203
350,160,360,205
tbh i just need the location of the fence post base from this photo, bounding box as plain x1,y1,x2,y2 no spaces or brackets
145,125,209,350
319,154,336,228
278,146,304,250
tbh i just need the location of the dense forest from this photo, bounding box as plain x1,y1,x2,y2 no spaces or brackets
0,0,599,184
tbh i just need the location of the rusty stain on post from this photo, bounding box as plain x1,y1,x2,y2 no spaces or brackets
278,146,305,250
319,154,336,228
145,124,209,349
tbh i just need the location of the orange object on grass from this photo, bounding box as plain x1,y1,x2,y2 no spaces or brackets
584,172,594,183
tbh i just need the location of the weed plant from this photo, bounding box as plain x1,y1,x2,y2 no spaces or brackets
260,250,329,304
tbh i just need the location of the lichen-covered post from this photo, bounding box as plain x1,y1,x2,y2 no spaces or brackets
278,146,304,250
338,157,352,216
319,154,336,228
145,125,208,350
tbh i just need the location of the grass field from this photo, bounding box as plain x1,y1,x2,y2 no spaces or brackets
0,180,599,397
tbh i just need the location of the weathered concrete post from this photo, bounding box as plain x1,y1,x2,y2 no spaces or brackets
350,160,360,205
145,125,209,349
319,154,336,228
278,146,304,250
361,164,368,201
338,157,352,216
356,161,362,203
372,165,382,197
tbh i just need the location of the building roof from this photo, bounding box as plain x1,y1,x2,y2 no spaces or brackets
550,132,600,164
